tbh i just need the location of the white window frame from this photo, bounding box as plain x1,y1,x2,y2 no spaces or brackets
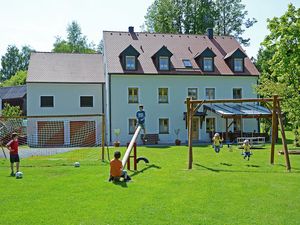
203,57,213,72
159,56,169,70
40,95,54,108
128,87,139,104
128,118,137,134
159,118,169,134
205,116,217,133
158,87,169,104
205,87,216,100
234,58,243,72
79,95,94,108
232,88,242,99
187,87,198,100
125,56,136,70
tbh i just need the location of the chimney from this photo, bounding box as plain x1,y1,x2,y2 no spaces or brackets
207,28,213,39
128,26,134,33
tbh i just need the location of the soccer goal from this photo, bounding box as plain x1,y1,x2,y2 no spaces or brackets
0,114,107,163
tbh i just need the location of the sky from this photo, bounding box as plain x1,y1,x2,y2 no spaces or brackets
0,0,299,61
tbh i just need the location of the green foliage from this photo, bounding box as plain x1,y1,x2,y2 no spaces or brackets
0,45,33,81
0,142,300,225
53,21,96,53
1,103,22,117
144,0,216,34
0,70,27,87
143,0,256,45
257,4,300,133
214,0,257,46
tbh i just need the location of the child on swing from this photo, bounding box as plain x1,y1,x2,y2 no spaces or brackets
212,133,223,153
242,139,252,160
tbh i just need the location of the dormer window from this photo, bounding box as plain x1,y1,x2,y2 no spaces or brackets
152,46,173,71
224,48,247,73
119,45,140,71
234,58,243,72
194,47,216,72
159,56,169,70
125,56,136,70
203,57,213,71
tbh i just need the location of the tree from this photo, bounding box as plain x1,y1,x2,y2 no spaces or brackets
1,103,22,117
0,70,27,87
144,0,216,34
144,0,255,46
214,0,257,46
256,4,300,141
0,45,33,81
53,21,96,53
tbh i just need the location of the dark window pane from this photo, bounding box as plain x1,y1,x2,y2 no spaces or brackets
40,96,54,107
80,96,93,107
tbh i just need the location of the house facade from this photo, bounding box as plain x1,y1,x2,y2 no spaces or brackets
103,27,260,145
26,28,261,147
26,52,105,147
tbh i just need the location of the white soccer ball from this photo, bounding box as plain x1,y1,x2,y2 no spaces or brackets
74,162,80,167
15,172,23,179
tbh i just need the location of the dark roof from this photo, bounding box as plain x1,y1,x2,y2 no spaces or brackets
0,85,26,100
103,31,260,76
27,52,104,83
204,104,271,118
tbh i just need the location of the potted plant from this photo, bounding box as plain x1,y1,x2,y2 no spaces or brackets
174,128,181,145
114,128,121,147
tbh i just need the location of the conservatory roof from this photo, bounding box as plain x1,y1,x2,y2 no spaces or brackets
203,103,272,118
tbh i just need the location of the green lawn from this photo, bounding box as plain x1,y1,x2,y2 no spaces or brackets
1,138,300,225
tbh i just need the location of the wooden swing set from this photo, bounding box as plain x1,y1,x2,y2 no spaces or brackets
185,95,291,171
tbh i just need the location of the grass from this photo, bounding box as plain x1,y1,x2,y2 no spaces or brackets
1,134,300,225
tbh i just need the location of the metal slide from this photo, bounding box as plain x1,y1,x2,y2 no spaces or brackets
122,125,141,169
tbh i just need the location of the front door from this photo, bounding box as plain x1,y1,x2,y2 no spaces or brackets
192,117,200,141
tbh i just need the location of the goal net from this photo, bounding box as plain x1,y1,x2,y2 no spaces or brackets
0,114,107,165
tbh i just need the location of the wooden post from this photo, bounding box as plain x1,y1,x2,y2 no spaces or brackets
225,118,229,142
270,95,278,164
101,114,105,161
276,100,291,171
187,98,193,169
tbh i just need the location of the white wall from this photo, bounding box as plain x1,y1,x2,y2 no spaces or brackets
109,75,258,144
27,83,104,147
27,83,103,116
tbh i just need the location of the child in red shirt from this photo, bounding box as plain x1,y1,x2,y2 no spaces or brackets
109,151,131,182
6,133,20,176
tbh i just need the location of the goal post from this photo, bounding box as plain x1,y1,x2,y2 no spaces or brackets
0,114,106,159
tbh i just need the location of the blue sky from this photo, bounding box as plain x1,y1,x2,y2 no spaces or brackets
0,0,299,60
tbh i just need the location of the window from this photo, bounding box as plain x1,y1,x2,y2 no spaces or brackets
80,96,93,107
233,118,242,132
128,119,137,134
233,88,242,99
40,96,54,107
188,88,198,100
128,88,138,103
159,118,169,134
158,88,168,103
159,56,169,70
234,58,243,72
183,59,192,68
203,57,213,71
125,56,136,70
205,88,215,99
206,118,216,133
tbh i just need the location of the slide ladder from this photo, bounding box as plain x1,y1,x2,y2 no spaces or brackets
122,125,142,169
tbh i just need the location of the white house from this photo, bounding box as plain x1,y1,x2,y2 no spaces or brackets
26,52,105,147
26,28,264,147
103,27,261,145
